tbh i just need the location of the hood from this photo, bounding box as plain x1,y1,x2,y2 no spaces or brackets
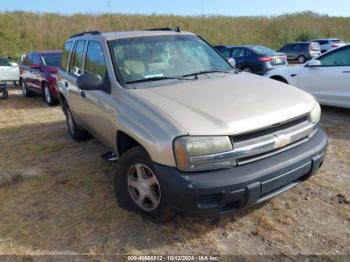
44,66,59,74
132,73,316,136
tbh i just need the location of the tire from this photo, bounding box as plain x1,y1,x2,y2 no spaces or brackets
21,80,32,97
115,147,172,222
64,105,90,141
43,83,56,106
242,66,253,73
271,76,288,84
297,55,306,64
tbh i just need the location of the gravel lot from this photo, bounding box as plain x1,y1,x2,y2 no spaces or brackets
0,86,349,256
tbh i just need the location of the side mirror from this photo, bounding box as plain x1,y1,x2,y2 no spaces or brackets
30,63,40,69
227,57,236,67
307,60,322,67
77,73,104,91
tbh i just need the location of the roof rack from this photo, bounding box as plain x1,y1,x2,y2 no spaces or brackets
145,27,173,31
145,27,181,32
70,31,101,39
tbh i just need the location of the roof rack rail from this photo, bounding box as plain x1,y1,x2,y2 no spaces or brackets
145,27,173,31
70,31,101,39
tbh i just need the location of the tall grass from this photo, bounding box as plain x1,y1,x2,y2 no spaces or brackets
0,11,349,57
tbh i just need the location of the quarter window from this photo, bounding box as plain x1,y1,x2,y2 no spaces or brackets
84,41,107,80
60,41,73,71
319,46,350,66
69,40,86,76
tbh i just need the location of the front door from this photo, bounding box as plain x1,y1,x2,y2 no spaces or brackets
298,46,350,108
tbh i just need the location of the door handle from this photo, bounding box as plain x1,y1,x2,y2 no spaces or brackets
81,91,86,98
342,71,350,73
64,81,68,87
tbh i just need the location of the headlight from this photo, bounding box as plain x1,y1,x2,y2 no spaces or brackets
310,102,321,124
173,136,234,172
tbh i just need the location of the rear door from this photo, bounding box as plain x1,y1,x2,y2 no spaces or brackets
61,40,87,121
298,46,350,108
231,48,247,69
78,40,115,147
29,54,42,90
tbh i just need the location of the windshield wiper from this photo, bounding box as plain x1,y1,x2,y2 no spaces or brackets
182,70,233,78
125,76,194,84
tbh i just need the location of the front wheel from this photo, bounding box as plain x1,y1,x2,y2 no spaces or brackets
242,66,253,73
43,83,56,106
115,147,172,222
21,80,32,97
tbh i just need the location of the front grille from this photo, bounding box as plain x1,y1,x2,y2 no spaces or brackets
232,115,308,143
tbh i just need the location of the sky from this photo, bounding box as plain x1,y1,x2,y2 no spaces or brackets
1,0,350,17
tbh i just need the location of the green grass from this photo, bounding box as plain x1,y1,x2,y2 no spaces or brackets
1,11,350,58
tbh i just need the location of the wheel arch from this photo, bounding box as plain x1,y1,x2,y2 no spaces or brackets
270,75,289,84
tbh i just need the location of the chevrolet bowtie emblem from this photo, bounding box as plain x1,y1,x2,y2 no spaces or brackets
274,134,291,149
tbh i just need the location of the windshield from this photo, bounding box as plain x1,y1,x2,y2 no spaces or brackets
251,46,275,55
109,35,232,85
42,54,62,67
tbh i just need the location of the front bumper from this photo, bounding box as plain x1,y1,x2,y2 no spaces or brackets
153,129,328,216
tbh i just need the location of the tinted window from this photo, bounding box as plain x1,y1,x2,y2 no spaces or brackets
42,54,62,67
32,54,41,65
319,46,350,66
69,40,86,76
0,58,11,66
220,48,231,59
60,41,73,71
84,41,107,80
251,46,275,55
280,45,290,52
317,40,329,45
232,48,246,58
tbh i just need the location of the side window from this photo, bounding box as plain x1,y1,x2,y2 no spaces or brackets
0,59,10,66
220,48,231,59
319,46,350,66
60,41,73,71
84,41,107,80
69,40,86,76
232,49,245,58
32,54,41,66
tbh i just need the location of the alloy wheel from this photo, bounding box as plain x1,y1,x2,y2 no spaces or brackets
127,163,161,211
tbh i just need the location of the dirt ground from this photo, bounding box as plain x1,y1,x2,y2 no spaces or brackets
0,86,349,256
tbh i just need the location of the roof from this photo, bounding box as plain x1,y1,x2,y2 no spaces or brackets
69,30,195,41
34,50,62,55
311,38,340,41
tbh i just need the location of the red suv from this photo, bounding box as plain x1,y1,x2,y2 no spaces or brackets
20,50,62,106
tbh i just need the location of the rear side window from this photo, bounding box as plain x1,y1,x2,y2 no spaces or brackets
69,40,86,76
60,41,73,71
84,41,107,80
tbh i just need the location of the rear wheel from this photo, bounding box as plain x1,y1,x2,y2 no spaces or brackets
115,147,172,222
242,66,253,73
297,55,306,64
65,105,90,141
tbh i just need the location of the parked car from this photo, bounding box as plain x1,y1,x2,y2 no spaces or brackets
217,45,287,75
279,42,321,64
310,38,346,53
0,57,19,85
20,50,62,106
58,29,327,221
265,44,350,108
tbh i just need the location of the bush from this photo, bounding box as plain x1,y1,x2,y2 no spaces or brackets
0,11,349,57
